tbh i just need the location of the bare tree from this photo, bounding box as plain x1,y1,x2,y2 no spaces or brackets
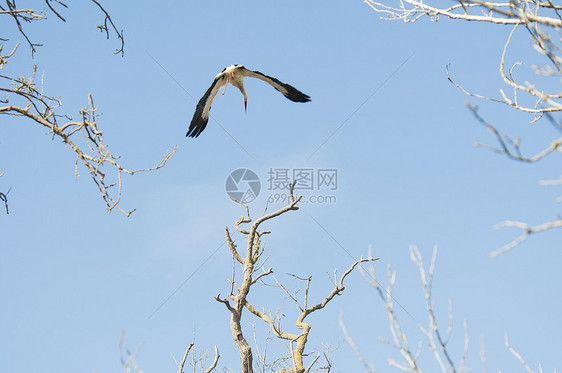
364,0,562,255
173,343,220,373
215,183,378,373
119,331,220,373
340,245,549,372
1,0,176,216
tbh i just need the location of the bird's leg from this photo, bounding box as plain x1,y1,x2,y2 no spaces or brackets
223,72,235,95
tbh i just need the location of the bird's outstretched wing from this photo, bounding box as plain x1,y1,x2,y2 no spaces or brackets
186,75,225,138
241,68,311,103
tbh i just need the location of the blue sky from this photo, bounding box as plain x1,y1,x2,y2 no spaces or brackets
2,1,561,372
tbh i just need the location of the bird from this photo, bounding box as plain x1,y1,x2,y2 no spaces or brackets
186,64,310,138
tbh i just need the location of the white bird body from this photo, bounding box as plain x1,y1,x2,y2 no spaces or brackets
187,64,310,138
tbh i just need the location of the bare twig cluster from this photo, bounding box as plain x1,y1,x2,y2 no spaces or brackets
0,189,9,213
120,331,220,373
0,169,9,214
216,183,377,373
365,0,562,254
119,332,145,373
368,1,562,117
343,246,468,372
465,102,562,256
342,246,548,372
365,1,562,27
90,0,125,56
0,1,45,55
0,0,124,56
173,342,220,373
1,1,175,216
503,335,555,373
0,63,177,215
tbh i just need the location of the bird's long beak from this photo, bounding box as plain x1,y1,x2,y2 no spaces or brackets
222,79,229,95
244,100,247,115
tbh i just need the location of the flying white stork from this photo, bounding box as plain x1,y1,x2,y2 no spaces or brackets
186,64,310,138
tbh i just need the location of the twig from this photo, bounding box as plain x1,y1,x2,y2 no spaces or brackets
491,219,562,257
177,343,194,373
203,346,220,373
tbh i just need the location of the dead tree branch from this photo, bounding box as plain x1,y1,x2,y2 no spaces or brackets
365,1,562,26
0,65,177,216
216,182,302,373
0,188,9,214
174,341,220,373
0,2,162,215
467,103,562,163
119,332,145,373
246,258,377,373
176,343,194,373
90,0,125,56
346,246,546,372
365,0,562,253
0,0,124,56
217,182,376,372
0,169,9,214
490,219,562,257
352,246,468,372
466,103,562,254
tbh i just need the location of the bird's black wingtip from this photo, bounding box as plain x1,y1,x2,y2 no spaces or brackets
281,83,311,103
186,117,208,138
287,91,311,103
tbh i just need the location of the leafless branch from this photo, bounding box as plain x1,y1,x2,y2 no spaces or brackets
365,1,562,26
462,103,562,253
90,0,125,56
217,182,378,372
365,0,562,251
0,2,165,215
1,1,124,56
357,246,471,372
505,335,535,373
0,66,176,215
247,258,378,373
252,325,272,373
444,25,562,118
176,343,194,373
119,332,145,373
252,267,274,285
0,43,19,69
0,177,9,214
359,246,421,372
413,246,461,373
174,340,220,373
303,353,321,373
0,1,45,55
226,226,245,264
349,246,551,372
216,183,302,373
203,346,220,373
490,218,562,257
468,103,562,162
44,0,68,22
339,311,375,373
